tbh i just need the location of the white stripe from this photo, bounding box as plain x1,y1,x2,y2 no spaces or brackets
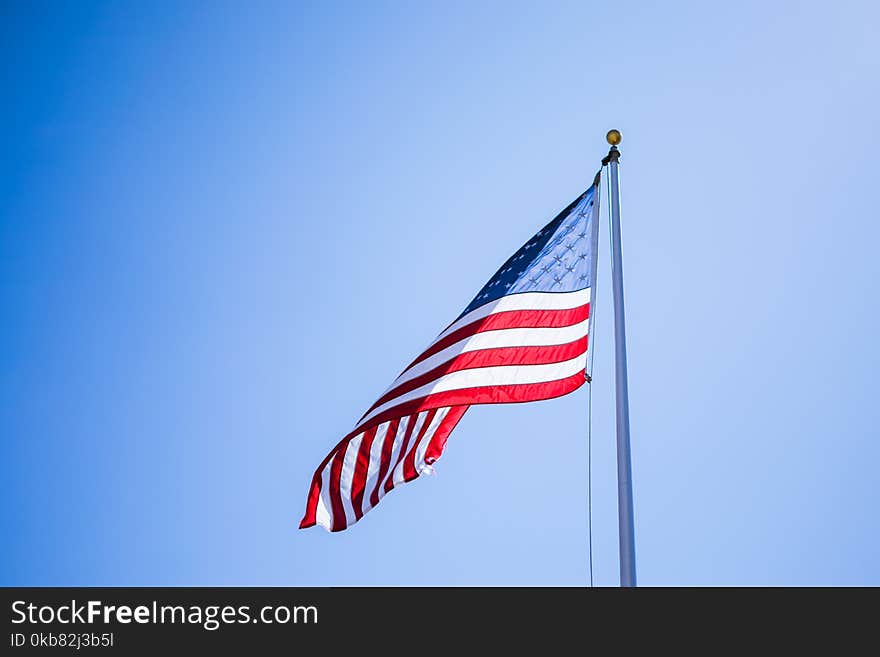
390,411,428,488
414,407,450,476
435,288,590,344
388,318,589,392
357,353,587,430
337,435,363,529
315,461,334,531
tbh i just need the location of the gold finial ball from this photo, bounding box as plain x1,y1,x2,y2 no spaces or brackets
606,129,622,146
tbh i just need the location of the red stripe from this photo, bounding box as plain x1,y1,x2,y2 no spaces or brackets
424,406,469,466
350,426,377,521
299,472,322,528
328,446,348,532
368,419,400,508
403,408,438,482
406,304,589,372
356,372,588,437
363,337,588,419
384,413,419,493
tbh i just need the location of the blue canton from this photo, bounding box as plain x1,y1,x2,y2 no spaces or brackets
458,185,597,319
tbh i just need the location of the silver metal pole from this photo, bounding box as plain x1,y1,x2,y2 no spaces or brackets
604,130,636,587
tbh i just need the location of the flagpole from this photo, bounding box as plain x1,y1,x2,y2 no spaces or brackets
603,129,637,587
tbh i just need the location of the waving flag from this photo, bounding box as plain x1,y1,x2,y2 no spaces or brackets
300,178,601,531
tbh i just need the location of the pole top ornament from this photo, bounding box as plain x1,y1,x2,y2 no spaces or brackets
606,129,622,146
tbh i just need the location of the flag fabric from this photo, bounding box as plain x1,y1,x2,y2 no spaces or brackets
300,179,601,531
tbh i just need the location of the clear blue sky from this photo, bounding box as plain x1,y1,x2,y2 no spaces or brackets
2,1,878,586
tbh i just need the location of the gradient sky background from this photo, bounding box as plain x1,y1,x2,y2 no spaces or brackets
2,1,879,586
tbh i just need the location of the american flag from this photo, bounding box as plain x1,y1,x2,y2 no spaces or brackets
300,179,601,531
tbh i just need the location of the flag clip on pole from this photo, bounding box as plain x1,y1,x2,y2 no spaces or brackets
604,129,637,588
